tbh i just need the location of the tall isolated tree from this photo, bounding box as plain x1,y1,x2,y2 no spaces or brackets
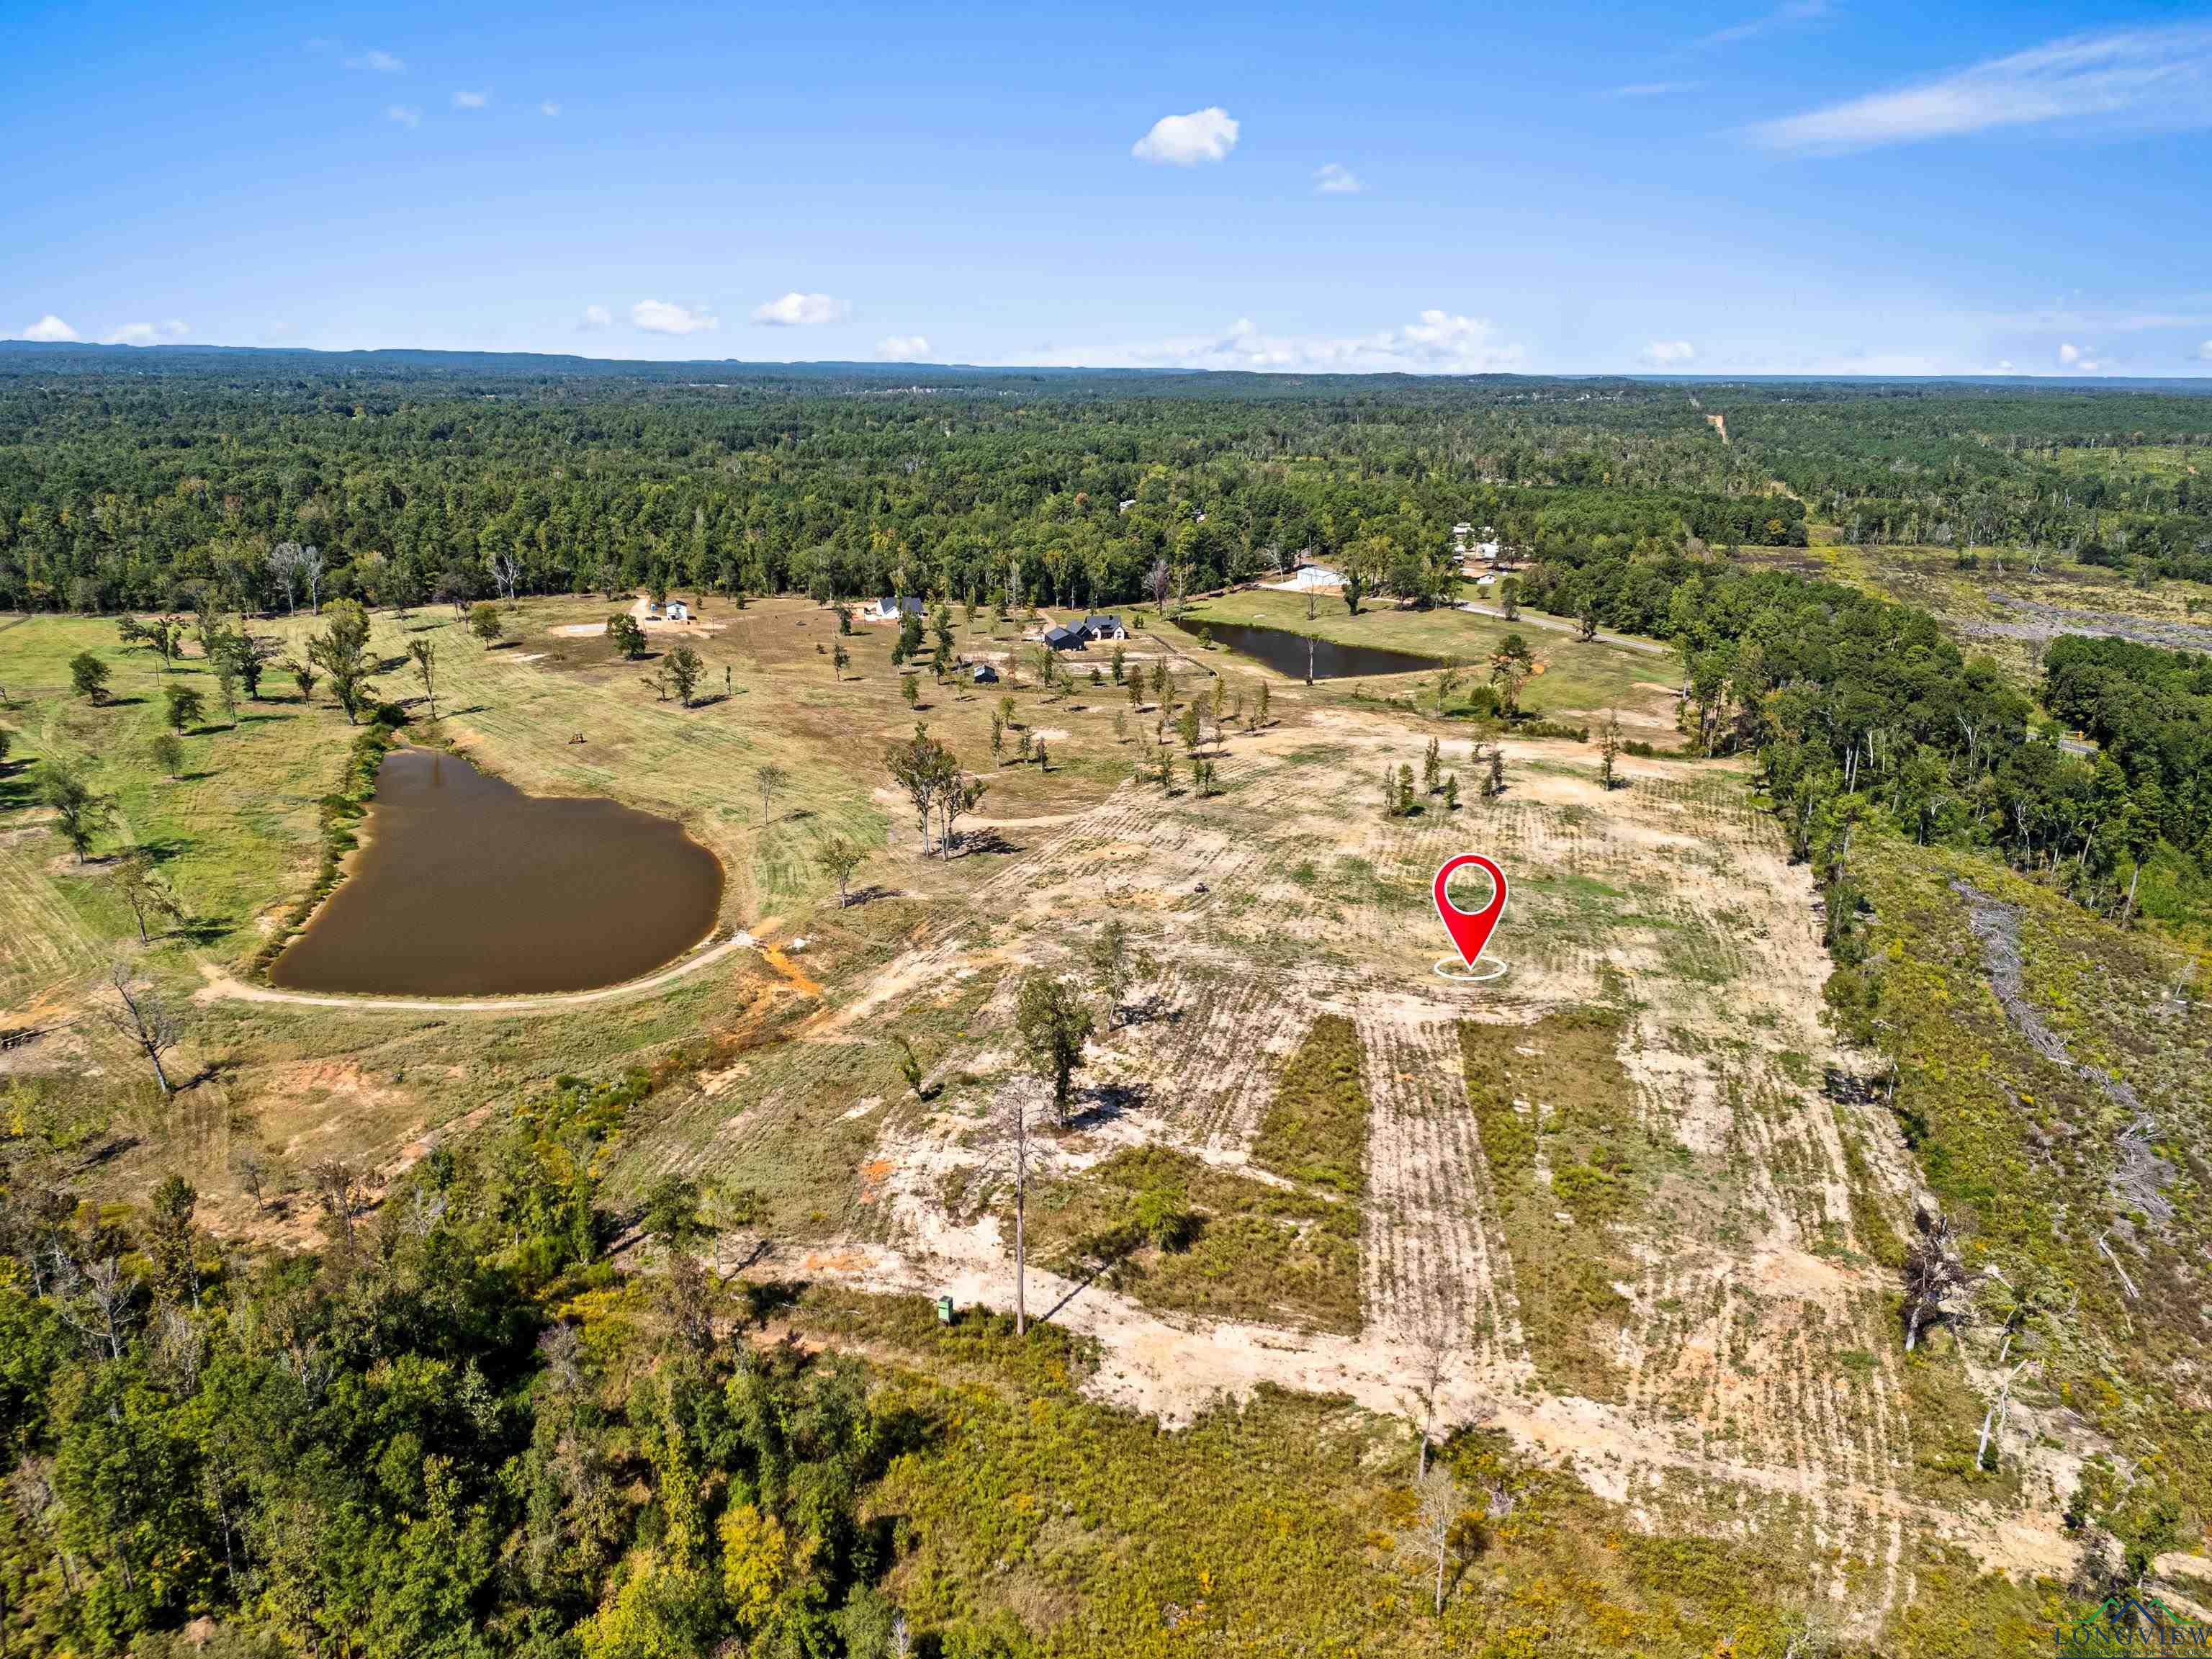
1015,972,1094,1123
69,651,110,703
992,1078,1047,1336
469,601,505,650
883,724,953,855
756,763,788,825
307,599,376,723
116,849,186,944
664,645,704,706
814,838,864,907
39,762,113,861
409,638,439,719
162,683,204,735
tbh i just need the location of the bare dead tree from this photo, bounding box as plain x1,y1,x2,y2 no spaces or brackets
490,547,523,601
1902,1203,1970,1352
992,1079,1046,1336
298,543,325,614
104,962,179,1097
1411,1465,1462,1616
309,1160,373,1254
1407,1313,1455,1480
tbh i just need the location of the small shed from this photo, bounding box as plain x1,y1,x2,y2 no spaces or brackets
970,662,999,684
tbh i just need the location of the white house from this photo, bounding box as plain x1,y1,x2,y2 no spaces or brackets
1263,564,1344,593
666,601,691,621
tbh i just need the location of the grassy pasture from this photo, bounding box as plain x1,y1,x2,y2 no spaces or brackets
1172,587,1680,719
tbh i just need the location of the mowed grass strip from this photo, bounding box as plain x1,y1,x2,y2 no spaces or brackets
1460,1009,1643,1398
1251,1012,1370,1197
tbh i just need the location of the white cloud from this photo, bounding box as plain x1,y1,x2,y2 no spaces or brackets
540,100,560,117
104,320,189,346
1608,80,1701,99
387,104,421,129
1131,107,1239,165
631,300,717,336
349,48,405,73
578,305,612,331
2198,340,2212,361
1701,0,1828,49
1313,162,1362,194
1752,22,2212,153
2057,341,2110,373
751,292,849,327
453,90,487,109
1640,339,1696,366
22,314,81,343
1997,359,2017,372
1031,310,1521,375
877,336,931,360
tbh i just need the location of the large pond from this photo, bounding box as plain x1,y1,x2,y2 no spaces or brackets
1170,617,1444,680
270,748,724,996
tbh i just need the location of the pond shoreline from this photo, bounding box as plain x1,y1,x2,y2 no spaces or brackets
266,743,727,997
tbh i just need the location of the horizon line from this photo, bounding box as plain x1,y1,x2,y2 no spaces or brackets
4,338,2211,388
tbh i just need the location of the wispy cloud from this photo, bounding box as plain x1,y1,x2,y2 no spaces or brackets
21,314,80,343
1640,339,1697,366
2198,340,2212,361
751,292,849,326
387,104,421,129
1030,310,1521,375
1313,162,1362,194
2057,341,2110,374
632,300,717,336
1132,107,1239,165
1701,0,1828,50
453,90,487,109
877,335,930,360
577,305,612,331
1607,80,1701,99
349,48,405,73
540,100,561,117
1753,22,2212,153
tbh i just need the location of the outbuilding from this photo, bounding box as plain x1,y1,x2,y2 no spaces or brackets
1043,624,1084,651
969,662,999,684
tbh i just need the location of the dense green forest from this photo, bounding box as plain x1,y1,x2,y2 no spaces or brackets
5,348,2206,922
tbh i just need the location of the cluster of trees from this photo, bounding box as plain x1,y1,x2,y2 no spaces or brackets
1515,543,2204,924
0,1068,944,1658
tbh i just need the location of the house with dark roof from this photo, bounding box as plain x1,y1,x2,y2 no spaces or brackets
866,595,925,622
1043,624,1085,651
969,661,999,683
1077,613,1126,640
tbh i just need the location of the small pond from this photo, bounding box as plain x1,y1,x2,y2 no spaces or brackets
269,748,724,996
1170,617,1444,680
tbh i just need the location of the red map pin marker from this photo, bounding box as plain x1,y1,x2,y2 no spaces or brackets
1433,855,1509,971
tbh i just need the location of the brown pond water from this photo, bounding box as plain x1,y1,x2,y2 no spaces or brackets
269,747,724,996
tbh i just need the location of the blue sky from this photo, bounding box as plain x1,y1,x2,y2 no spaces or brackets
5,0,2211,375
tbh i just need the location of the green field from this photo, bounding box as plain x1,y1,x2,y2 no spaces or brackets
1172,588,1680,718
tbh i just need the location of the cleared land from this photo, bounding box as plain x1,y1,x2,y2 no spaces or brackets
0,586,2179,1640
